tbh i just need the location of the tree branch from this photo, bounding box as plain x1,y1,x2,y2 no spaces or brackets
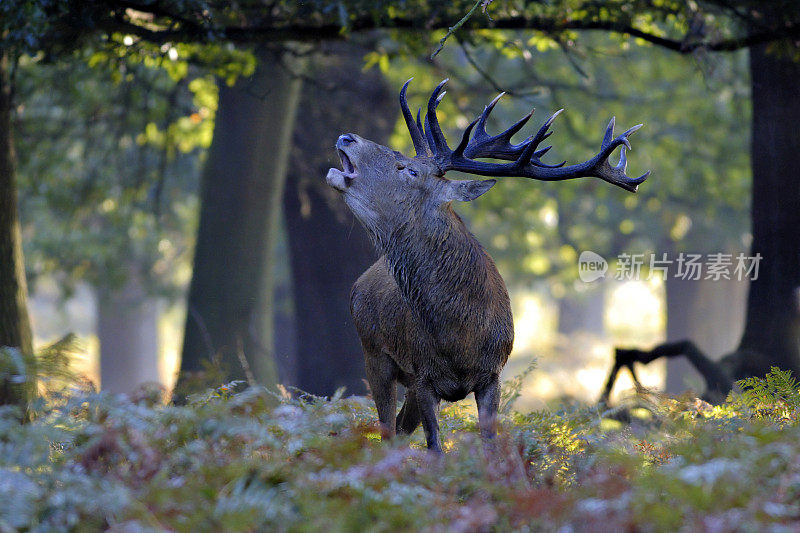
600,340,734,404
55,6,800,56
430,0,484,59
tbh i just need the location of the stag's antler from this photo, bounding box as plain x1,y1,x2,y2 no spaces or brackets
400,79,650,192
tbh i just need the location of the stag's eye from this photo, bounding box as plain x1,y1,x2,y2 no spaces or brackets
395,162,419,179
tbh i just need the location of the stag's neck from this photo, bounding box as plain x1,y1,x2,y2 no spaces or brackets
384,204,491,324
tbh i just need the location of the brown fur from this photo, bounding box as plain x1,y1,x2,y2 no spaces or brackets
327,134,513,451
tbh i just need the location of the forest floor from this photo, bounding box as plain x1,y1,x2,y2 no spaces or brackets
2,368,800,532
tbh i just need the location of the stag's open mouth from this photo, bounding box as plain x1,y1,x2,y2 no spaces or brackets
338,149,355,175
326,149,358,193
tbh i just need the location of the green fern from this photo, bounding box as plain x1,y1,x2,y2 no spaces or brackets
729,367,800,424
0,334,85,421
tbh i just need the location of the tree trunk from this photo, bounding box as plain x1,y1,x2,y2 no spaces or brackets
282,44,394,396
0,52,32,356
691,277,747,357
735,37,800,377
557,285,605,336
97,276,161,394
0,51,33,413
272,230,298,386
665,276,747,393
178,48,303,391
664,276,701,393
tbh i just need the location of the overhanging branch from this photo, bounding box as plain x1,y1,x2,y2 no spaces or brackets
78,6,800,55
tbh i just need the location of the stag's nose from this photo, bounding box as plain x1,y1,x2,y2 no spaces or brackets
337,134,357,149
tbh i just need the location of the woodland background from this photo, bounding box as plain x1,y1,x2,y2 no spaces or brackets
0,2,799,529
3,0,797,403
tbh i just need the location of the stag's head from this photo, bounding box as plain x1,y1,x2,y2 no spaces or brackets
327,79,650,241
326,132,496,240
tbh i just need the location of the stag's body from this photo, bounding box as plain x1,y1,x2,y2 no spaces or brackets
327,79,648,451
351,202,513,450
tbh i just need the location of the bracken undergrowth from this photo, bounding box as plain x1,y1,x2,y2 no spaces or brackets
2,360,800,532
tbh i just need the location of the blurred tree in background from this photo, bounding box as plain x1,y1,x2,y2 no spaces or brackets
281,43,397,395
175,46,302,392
14,53,214,392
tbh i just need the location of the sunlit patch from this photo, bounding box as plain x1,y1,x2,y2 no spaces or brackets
511,292,555,353
502,279,666,407
606,279,665,344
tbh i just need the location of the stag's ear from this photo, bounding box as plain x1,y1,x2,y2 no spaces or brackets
444,179,497,202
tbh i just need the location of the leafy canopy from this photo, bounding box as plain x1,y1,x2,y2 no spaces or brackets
3,1,799,61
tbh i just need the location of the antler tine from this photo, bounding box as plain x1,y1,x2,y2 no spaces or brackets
400,79,430,157
474,93,534,145
415,108,425,142
526,109,566,168
463,106,563,168
473,92,505,141
453,118,479,158
458,91,534,161
602,116,616,148
423,112,437,156
532,109,563,145
515,132,543,169
500,110,534,141
591,123,650,191
424,79,450,154
530,146,566,168
600,119,643,154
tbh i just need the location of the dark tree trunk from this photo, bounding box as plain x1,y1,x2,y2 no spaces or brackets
0,51,33,413
178,48,303,392
283,179,374,396
0,52,32,356
282,44,393,396
272,243,298,386
0,52,36,412
735,37,800,377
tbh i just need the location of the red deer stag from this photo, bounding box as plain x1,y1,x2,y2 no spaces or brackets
326,79,649,452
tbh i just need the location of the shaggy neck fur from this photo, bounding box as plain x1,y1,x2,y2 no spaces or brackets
383,203,492,343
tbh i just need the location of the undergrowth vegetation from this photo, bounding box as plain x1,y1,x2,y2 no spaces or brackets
2,359,800,532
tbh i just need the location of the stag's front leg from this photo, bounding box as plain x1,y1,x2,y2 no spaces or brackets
365,351,398,439
475,374,501,440
415,380,442,453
